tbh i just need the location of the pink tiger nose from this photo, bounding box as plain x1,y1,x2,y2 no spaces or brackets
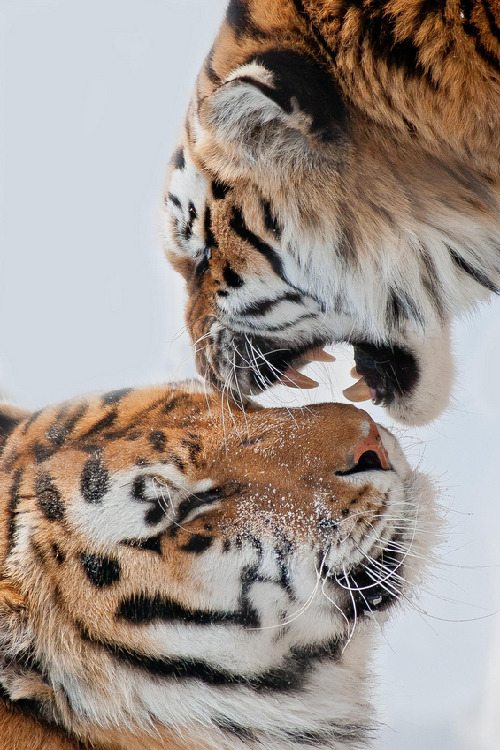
353,416,390,471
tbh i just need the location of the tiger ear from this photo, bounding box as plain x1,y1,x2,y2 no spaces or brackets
198,50,347,172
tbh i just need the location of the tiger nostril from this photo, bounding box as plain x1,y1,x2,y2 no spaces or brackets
355,450,382,471
335,450,386,476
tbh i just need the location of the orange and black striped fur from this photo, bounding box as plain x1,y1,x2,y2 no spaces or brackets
0,382,435,748
163,0,500,426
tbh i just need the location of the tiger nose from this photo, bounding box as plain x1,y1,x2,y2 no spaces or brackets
352,415,390,470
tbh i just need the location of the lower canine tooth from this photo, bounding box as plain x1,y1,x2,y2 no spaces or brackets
282,367,319,389
343,377,372,402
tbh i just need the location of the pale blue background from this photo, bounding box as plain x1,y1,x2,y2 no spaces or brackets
1,2,499,747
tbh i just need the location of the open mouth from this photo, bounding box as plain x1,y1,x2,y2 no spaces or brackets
214,334,334,395
284,341,419,409
339,536,404,615
216,332,419,409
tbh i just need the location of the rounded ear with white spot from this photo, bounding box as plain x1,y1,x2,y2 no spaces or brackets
198,49,347,173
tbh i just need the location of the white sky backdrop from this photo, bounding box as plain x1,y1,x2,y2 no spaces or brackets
1,2,500,748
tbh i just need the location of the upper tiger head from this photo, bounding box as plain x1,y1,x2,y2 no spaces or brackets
163,2,500,427
0,382,435,750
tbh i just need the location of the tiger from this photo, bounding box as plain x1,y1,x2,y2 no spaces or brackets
0,381,435,749
162,0,500,426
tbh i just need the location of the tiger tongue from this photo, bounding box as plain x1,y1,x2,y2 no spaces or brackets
282,367,319,389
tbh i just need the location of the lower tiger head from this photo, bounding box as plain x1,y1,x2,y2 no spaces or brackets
0,383,435,749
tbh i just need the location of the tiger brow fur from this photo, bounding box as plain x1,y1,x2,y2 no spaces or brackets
163,0,500,426
0,382,436,749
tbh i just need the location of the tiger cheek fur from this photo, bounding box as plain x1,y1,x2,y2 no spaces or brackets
163,0,500,426
0,384,436,749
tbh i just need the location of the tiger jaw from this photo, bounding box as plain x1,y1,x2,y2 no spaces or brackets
192,310,453,426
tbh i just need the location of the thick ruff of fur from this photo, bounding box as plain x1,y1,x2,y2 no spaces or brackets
163,0,500,425
0,382,436,749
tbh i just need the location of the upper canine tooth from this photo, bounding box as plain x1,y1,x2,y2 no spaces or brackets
304,347,336,363
343,377,372,402
282,367,319,389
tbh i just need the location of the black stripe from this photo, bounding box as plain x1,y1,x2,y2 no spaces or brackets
0,411,22,447
283,726,371,745
182,433,201,462
45,404,87,448
145,503,167,526
235,312,318,333
482,0,500,43
80,552,121,588
360,0,439,85
290,0,337,65
80,631,341,691
175,484,241,525
167,193,181,209
461,0,477,35
172,147,185,170
236,75,293,113
116,593,258,627
120,535,163,555
102,388,131,405
21,409,42,434
262,199,282,239
419,249,446,319
214,717,258,742
131,475,167,526
212,179,232,199
449,248,499,292
148,430,166,452
223,263,244,288
133,476,149,502
7,468,23,551
80,457,110,504
387,288,425,327
461,0,500,73
204,205,218,249
32,442,56,464
226,0,266,40
166,452,186,472
52,544,66,564
239,292,302,317
35,471,64,522
204,47,221,84
180,535,213,553
78,410,118,440
250,49,347,137
230,207,286,280
163,392,192,413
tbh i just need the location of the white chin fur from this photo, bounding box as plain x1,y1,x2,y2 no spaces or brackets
386,326,454,426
